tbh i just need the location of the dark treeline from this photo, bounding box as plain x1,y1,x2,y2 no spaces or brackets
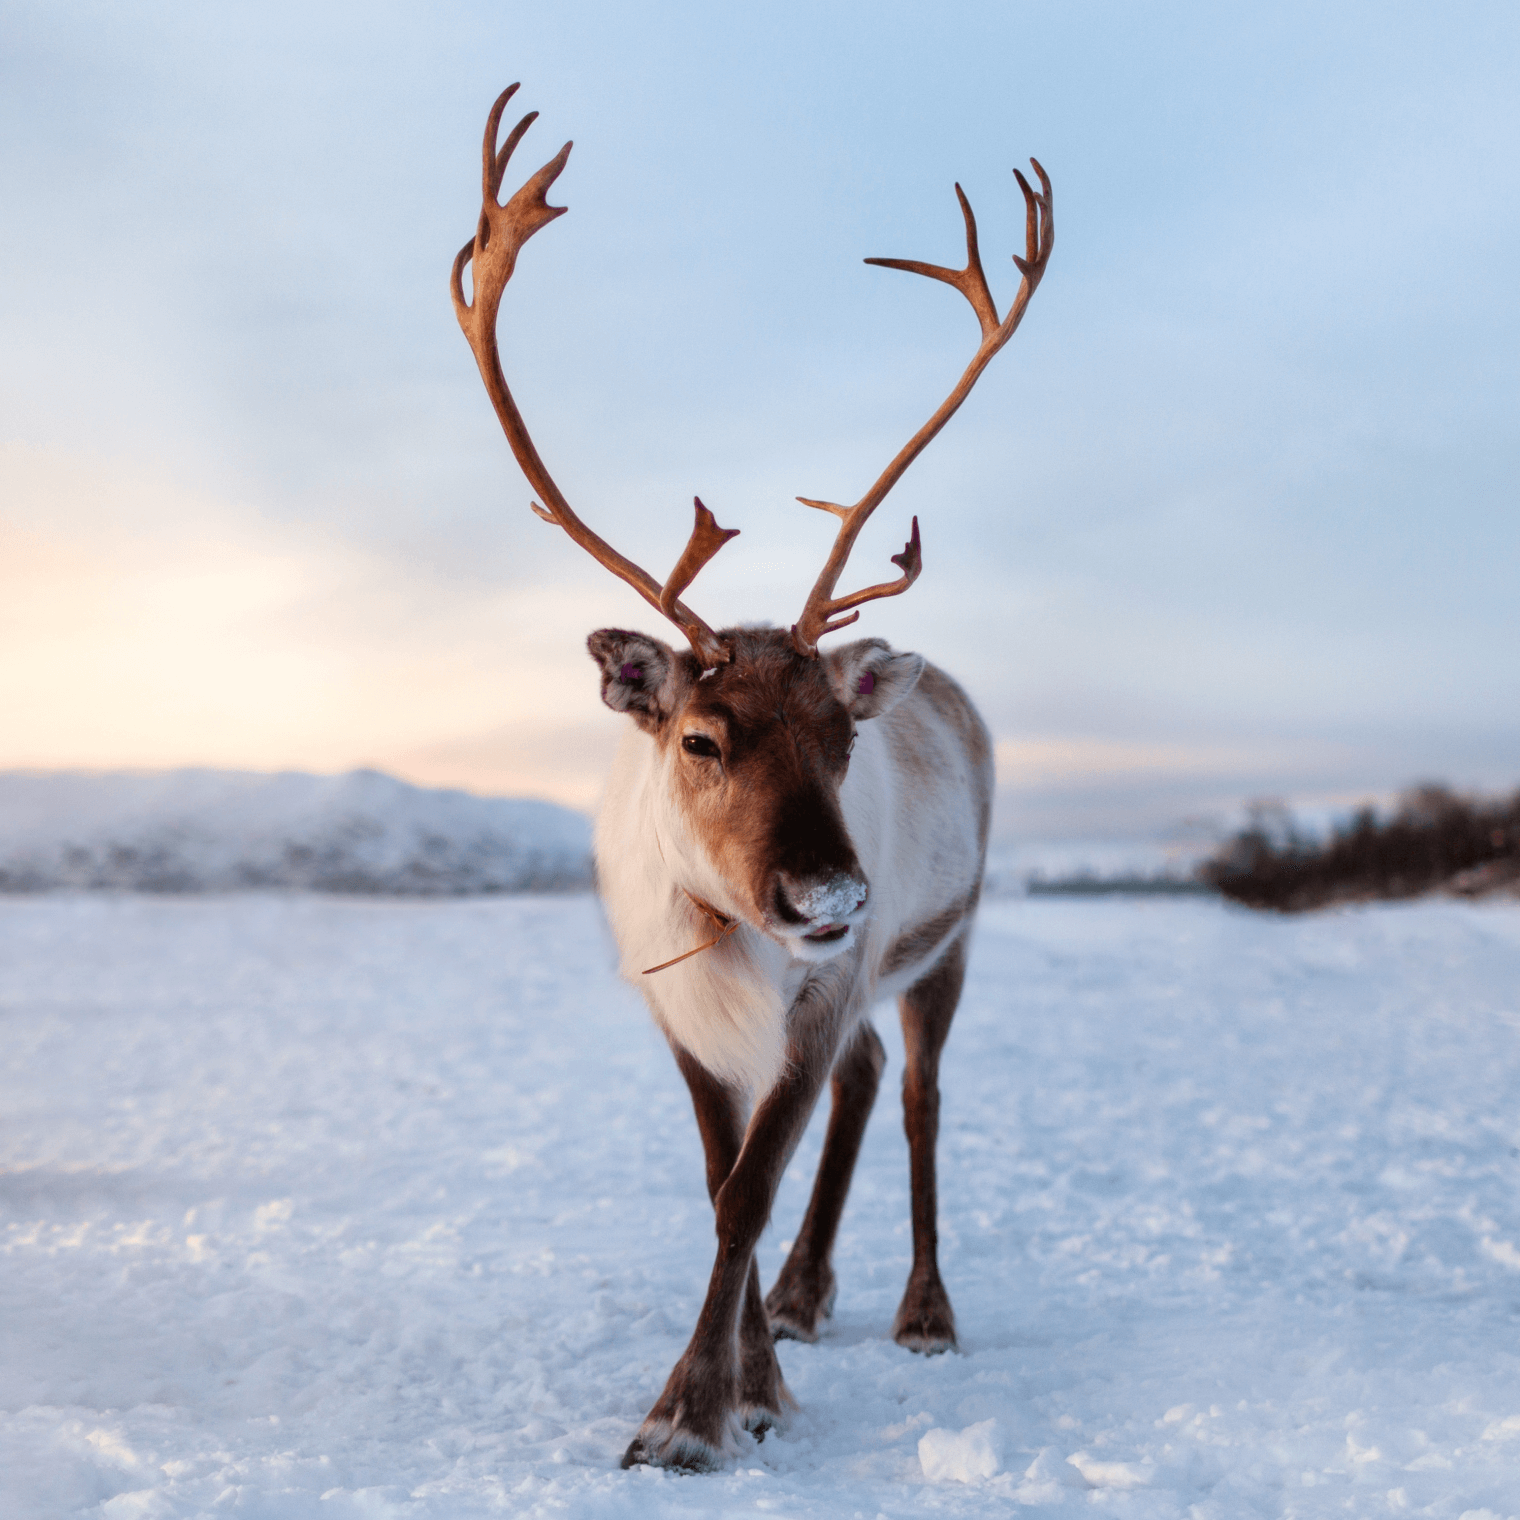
1202,785,1520,912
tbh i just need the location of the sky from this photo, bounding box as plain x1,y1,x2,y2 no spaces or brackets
2,0,1517,838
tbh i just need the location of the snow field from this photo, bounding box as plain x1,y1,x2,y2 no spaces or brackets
3,893,1520,1516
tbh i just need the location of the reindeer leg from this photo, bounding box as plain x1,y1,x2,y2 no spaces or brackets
622,1044,797,1470
893,933,967,1353
659,1046,792,1439
738,1255,796,1438
765,1020,885,1341
623,978,851,1471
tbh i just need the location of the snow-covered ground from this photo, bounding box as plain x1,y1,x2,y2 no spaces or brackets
4,891,1520,1518
0,770,591,894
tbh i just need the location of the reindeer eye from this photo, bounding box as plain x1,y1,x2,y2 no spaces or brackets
681,733,720,759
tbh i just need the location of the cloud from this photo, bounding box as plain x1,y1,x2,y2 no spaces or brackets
0,443,614,796
995,737,1292,788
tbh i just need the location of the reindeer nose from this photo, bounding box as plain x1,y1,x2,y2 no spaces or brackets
776,871,869,927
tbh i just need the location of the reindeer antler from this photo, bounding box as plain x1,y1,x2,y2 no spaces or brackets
791,162,1053,657
451,85,738,668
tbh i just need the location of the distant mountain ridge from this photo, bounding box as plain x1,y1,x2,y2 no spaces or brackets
0,768,593,894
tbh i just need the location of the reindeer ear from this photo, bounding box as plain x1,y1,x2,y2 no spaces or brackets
824,637,925,720
587,629,695,733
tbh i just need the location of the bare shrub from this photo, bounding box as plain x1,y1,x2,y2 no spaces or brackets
1201,784,1520,911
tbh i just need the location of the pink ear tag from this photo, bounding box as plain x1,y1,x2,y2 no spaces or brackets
620,664,643,683
857,671,876,695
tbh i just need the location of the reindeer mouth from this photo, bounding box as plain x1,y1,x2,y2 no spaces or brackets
803,924,851,943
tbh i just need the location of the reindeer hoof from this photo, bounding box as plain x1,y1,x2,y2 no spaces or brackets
892,1275,957,1354
894,1325,957,1355
739,1377,796,1443
769,1317,816,1344
620,1424,725,1473
620,1410,732,1471
766,1270,836,1342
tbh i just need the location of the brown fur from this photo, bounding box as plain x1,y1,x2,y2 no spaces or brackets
880,889,978,978
595,627,867,933
673,636,856,921
764,1022,887,1340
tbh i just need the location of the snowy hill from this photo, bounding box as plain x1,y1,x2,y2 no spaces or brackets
0,768,592,894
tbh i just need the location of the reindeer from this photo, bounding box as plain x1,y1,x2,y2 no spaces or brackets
451,84,1052,1472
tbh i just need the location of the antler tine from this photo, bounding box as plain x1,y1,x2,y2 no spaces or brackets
452,87,738,669
791,160,1053,657
811,517,923,638
487,101,540,204
659,499,741,618
863,183,1000,339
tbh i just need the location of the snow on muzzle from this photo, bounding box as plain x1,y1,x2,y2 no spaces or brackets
778,872,870,942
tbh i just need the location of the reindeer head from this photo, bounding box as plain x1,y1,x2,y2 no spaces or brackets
451,84,1051,955
586,626,923,957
